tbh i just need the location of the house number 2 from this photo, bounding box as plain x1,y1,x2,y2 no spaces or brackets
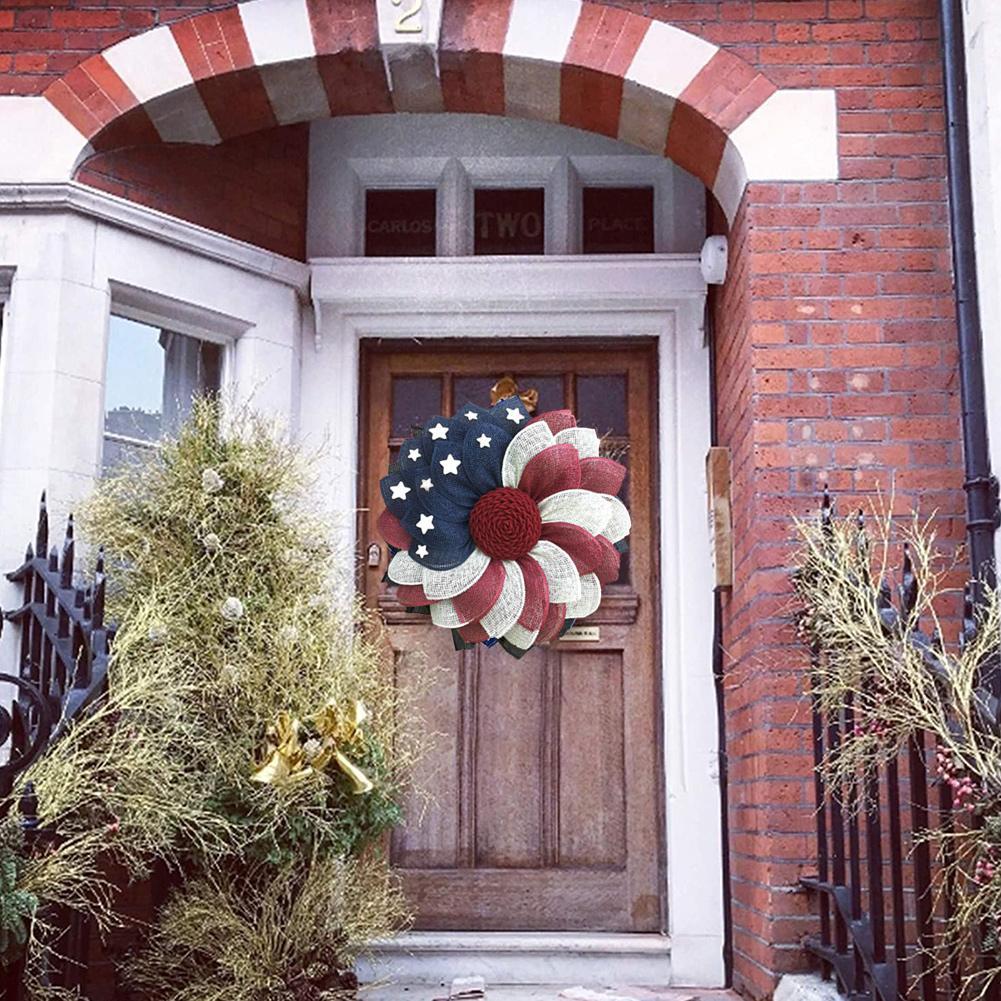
391,0,423,34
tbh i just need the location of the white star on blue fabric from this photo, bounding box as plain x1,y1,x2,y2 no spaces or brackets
429,422,449,440
407,448,421,462
476,433,492,449
464,411,478,421
506,407,526,425
416,544,429,558
420,478,433,492
416,513,435,535
440,454,461,476
390,481,411,500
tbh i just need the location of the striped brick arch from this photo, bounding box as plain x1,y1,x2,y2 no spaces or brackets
42,0,837,222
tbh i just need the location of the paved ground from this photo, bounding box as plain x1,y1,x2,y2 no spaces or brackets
362,985,742,1001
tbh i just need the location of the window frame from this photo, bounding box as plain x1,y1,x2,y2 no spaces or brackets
102,281,243,469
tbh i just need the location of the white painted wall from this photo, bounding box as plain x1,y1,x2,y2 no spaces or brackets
0,185,305,674
965,0,1001,537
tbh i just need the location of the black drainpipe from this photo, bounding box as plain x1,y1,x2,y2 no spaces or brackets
938,0,1000,597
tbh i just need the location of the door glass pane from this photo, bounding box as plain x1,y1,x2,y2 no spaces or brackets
453,376,496,411
582,187,655,254
576,374,628,437
392,376,442,436
365,189,437,257
513,374,564,414
474,188,545,255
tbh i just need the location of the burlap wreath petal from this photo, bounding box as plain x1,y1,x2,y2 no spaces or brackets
566,572,602,619
538,489,611,537
480,559,526,638
501,422,554,488
528,540,582,604
599,495,631,544
528,409,578,435
554,426,600,460
422,547,491,600
430,597,471,629
504,622,540,651
388,550,425,585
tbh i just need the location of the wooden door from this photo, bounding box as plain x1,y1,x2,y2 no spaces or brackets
359,340,662,932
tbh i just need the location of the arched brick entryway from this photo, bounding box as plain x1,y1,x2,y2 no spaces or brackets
42,0,836,222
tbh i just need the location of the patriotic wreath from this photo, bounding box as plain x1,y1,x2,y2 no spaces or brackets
377,396,630,658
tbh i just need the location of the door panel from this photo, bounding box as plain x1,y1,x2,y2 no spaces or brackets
360,341,661,932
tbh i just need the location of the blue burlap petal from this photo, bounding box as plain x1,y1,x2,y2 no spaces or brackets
461,422,511,493
431,441,480,504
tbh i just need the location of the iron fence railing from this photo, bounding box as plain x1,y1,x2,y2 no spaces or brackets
801,489,999,1001
0,492,114,1000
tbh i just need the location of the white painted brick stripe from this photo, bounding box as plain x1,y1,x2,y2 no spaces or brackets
624,20,717,99
503,0,581,64
240,0,329,126
103,25,192,104
240,0,317,66
712,139,748,224
103,26,220,144
731,89,838,182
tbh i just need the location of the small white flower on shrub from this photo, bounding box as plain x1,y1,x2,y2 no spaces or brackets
202,468,224,494
219,663,242,686
148,622,168,644
220,596,244,622
202,533,221,553
302,738,322,762
279,624,300,646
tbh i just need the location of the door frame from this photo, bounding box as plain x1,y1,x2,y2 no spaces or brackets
305,253,724,986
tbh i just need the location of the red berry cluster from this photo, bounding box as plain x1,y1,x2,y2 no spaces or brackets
936,744,980,813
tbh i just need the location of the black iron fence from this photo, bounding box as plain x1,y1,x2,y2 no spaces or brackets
0,493,113,1000
801,490,997,1001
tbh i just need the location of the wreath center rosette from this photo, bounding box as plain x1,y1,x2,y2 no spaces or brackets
376,396,631,658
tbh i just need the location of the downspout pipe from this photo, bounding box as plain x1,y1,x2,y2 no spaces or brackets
939,0,1000,596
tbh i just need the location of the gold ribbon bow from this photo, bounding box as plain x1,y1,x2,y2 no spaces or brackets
250,699,374,795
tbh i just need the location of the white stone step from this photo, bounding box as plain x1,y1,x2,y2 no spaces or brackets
356,932,673,986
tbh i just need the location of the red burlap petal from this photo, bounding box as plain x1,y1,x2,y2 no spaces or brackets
452,559,506,624
517,556,550,631
540,522,603,577
517,444,582,501
537,601,567,644
528,409,577,435
378,508,412,550
593,534,622,585
578,457,627,496
395,583,431,606
458,621,489,643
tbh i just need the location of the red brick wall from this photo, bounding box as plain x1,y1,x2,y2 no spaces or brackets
3,1,966,998
76,124,309,259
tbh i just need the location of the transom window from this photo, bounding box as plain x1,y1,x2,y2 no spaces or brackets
309,113,706,259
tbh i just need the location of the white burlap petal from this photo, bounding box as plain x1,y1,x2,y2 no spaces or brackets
501,422,554,488
430,598,472,629
422,547,490,600
599,494,631,543
538,489,611,536
504,622,539,651
528,540,582,604
480,559,525,638
388,550,424,585
566,572,602,619
554,426,600,460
